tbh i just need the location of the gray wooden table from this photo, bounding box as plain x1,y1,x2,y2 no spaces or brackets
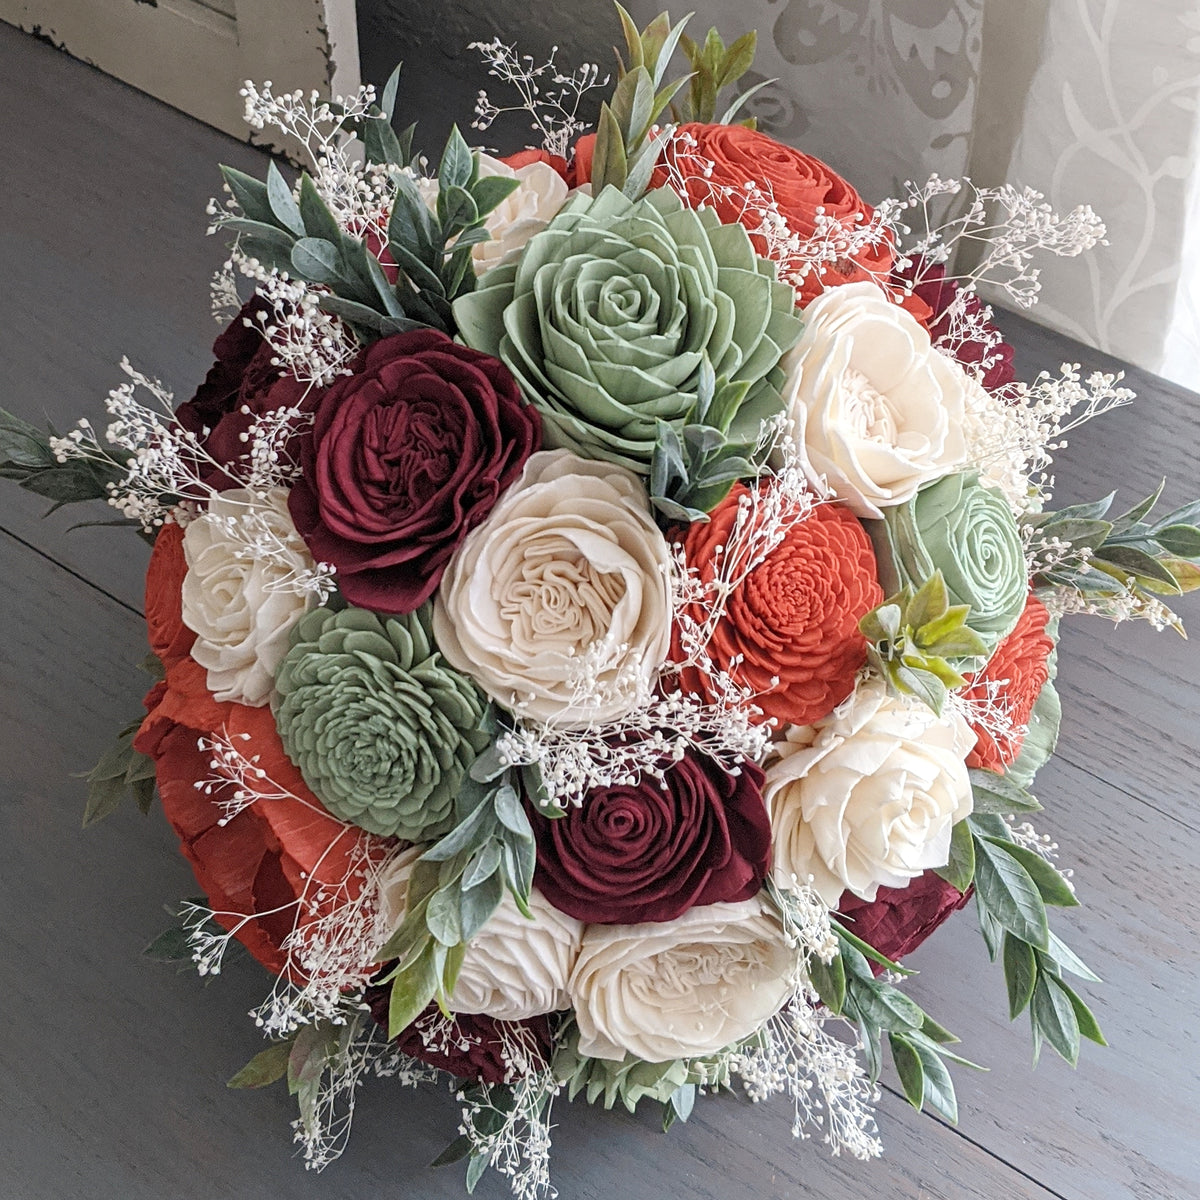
1,22,1197,1200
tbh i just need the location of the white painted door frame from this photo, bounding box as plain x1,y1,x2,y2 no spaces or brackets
0,0,360,146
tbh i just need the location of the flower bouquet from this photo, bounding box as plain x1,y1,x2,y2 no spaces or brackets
5,8,1199,1197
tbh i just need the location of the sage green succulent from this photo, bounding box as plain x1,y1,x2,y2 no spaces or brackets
453,184,803,476
872,472,1028,649
272,604,490,840
551,1021,734,1114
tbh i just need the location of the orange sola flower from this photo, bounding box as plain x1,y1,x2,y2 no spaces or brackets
673,484,883,728
135,526,388,978
962,594,1057,774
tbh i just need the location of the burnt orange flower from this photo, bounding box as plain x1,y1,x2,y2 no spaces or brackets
674,486,883,727
658,123,896,308
963,595,1056,773
135,655,379,978
144,523,194,667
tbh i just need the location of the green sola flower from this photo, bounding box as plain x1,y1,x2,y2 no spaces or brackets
272,605,490,840
453,184,803,475
872,472,1028,650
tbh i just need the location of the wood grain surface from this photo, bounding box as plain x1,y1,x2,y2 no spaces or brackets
1,21,1197,1200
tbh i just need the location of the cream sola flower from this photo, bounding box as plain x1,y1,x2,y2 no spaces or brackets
568,897,797,1063
762,676,975,906
433,449,673,725
453,184,803,476
180,487,318,707
780,281,970,518
377,851,582,1022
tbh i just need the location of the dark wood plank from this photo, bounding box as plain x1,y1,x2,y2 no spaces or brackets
993,309,1200,832
0,527,1057,1200
0,21,267,608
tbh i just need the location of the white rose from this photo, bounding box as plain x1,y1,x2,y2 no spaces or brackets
568,898,797,1062
472,153,570,272
782,281,969,518
450,888,583,1021
180,488,316,706
375,852,582,1021
433,449,672,725
762,677,975,905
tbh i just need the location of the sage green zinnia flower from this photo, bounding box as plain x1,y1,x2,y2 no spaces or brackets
453,185,803,475
272,604,490,840
873,472,1027,648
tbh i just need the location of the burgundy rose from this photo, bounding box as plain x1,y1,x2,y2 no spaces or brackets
895,262,1016,392
174,298,313,490
837,870,973,970
362,989,553,1085
529,750,772,925
288,329,541,613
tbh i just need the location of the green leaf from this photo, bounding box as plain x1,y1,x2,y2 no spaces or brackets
439,184,479,234
1030,972,1080,1065
934,819,976,892
82,721,156,827
227,1041,292,1089
1097,545,1180,591
1049,975,1106,1046
142,924,194,963
808,951,846,1014
919,1013,960,1046
1043,930,1101,983
968,768,1043,814
388,939,440,1036
1154,524,1200,559
983,837,1078,907
591,104,628,193
420,800,493,862
493,783,529,835
265,160,305,237
459,869,504,942
889,1034,924,1108
462,839,502,890
430,1134,473,1169
298,173,343,243
669,1082,696,1123
908,1036,959,1123
1002,932,1037,1018
219,164,276,226
426,885,464,946
465,1152,489,1193
470,173,520,219
972,835,1049,949
715,30,757,87
833,920,915,976
439,126,474,192
1111,478,1165,533
976,894,1004,960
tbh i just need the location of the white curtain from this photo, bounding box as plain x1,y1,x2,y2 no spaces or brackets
625,0,1200,390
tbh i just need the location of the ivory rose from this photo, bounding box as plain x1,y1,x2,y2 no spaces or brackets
433,449,673,725
568,897,796,1062
781,282,970,518
376,855,582,1022
472,152,570,272
763,678,975,905
180,487,315,706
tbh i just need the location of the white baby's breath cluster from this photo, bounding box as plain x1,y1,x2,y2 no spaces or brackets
731,1005,882,1159
469,38,607,159
660,132,899,301
887,176,1107,310
947,678,1024,765
290,1014,441,1172
965,363,1134,513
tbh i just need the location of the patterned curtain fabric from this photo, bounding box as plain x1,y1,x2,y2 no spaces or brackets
624,0,1200,389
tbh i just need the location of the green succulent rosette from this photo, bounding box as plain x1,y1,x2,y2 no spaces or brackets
453,184,803,475
872,472,1028,650
272,604,490,840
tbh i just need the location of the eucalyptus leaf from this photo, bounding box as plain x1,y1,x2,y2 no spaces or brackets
973,835,1049,950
